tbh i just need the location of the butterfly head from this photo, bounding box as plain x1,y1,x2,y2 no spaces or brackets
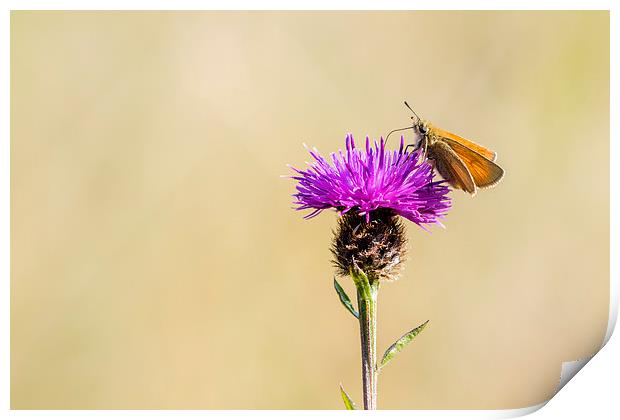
415,120,430,136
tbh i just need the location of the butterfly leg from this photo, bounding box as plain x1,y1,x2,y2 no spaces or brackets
421,137,428,160
396,143,416,165
426,140,437,182
404,144,416,155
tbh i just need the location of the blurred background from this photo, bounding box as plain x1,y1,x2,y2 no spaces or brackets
11,11,609,409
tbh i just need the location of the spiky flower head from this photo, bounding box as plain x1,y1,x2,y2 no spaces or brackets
290,134,451,227
289,134,452,282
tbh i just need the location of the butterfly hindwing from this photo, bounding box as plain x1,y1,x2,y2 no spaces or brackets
441,138,504,189
429,140,477,194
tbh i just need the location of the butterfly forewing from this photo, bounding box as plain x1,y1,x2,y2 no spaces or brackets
430,124,497,162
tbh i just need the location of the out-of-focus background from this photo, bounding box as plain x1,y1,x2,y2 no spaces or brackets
11,11,609,409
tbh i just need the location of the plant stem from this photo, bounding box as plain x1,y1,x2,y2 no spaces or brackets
354,272,379,410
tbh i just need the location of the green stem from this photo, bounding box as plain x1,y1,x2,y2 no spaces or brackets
352,269,379,410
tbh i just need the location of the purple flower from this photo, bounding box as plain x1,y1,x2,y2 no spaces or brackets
289,134,451,227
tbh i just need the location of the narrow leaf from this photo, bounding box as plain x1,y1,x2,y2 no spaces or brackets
334,278,359,319
339,383,357,410
380,320,429,368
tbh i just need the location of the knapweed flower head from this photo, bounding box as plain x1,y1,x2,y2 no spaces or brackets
289,134,452,282
290,134,451,227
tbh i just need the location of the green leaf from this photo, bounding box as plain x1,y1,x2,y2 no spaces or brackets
334,278,359,319
339,383,357,410
380,320,429,368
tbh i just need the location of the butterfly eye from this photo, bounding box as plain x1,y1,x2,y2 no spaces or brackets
419,125,428,135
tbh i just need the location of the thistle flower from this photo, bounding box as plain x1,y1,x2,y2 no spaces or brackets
287,133,453,410
290,134,451,227
290,134,451,283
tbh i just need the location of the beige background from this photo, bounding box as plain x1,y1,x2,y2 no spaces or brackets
11,11,609,409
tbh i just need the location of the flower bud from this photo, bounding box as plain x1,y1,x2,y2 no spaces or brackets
331,209,407,283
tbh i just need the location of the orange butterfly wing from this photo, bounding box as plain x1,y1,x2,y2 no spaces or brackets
430,124,497,162
429,141,477,194
441,138,504,189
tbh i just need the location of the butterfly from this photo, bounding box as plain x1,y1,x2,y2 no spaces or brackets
387,102,504,195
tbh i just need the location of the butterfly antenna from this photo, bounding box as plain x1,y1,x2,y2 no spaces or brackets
384,125,413,147
404,101,421,123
